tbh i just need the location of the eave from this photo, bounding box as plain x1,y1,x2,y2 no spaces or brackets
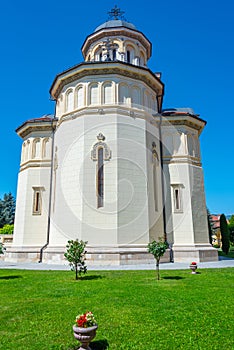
16,117,57,139
50,61,164,101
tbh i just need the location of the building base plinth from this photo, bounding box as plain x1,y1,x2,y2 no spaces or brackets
173,244,218,263
4,245,171,265
3,245,41,263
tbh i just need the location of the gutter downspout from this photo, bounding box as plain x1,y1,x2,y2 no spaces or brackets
154,110,173,263
154,93,172,260
39,117,56,263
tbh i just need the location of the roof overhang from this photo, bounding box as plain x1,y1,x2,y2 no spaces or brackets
162,113,207,135
16,117,57,139
50,61,164,101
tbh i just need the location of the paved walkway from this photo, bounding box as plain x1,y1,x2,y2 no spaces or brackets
0,256,233,271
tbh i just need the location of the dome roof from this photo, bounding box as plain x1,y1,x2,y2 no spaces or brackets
95,19,137,32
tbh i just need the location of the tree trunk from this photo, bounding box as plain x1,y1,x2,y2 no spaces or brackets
75,264,78,280
156,259,160,280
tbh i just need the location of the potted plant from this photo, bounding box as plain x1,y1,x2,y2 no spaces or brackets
73,311,98,350
190,261,197,274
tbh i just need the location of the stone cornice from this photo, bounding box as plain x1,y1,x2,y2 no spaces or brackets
16,119,57,139
50,61,164,103
56,105,158,130
162,114,206,135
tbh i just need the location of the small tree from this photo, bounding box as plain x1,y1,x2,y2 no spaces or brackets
64,239,88,280
148,237,168,280
220,214,230,255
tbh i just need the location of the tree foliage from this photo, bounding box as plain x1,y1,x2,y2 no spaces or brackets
0,193,15,228
228,215,234,244
148,237,168,280
220,214,230,254
64,239,88,280
0,224,14,235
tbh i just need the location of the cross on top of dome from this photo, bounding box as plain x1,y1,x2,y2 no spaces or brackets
107,5,125,20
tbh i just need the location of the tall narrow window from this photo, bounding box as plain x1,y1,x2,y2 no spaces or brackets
152,143,158,212
153,163,158,212
90,84,99,105
66,90,73,112
77,87,84,108
32,187,43,215
97,147,104,208
175,189,180,210
127,50,130,63
113,49,117,61
91,133,111,209
171,184,183,213
104,83,113,104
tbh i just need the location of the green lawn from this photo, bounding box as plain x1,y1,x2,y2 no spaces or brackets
0,268,233,350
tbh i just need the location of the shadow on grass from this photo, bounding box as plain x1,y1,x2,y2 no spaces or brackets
162,276,184,280
90,339,109,349
80,275,103,281
68,339,109,350
0,275,22,280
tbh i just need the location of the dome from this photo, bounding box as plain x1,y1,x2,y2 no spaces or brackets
95,20,137,32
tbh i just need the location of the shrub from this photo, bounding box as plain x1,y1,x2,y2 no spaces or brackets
0,224,14,235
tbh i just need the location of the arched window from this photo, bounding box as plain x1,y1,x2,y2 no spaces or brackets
132,87,140,108
91,133,111,209
21,142,26,163
32,139,41,159
119,84,131,105
103,83,113,105
66,90,73,112
42,138,51,159
77,86,84,108
90,84,99,105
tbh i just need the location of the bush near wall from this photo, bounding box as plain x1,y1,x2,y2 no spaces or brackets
0,224,14,235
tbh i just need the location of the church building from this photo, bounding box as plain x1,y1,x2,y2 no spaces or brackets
7,7,218,264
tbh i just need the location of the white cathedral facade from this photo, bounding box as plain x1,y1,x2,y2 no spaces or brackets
7,8,218,265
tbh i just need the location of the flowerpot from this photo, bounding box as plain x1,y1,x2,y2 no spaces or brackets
190,264,197,274
73,325,98,350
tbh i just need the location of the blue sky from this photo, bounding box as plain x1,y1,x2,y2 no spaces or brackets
0,0,233,215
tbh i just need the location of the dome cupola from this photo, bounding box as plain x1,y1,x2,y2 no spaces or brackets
82,6,152,67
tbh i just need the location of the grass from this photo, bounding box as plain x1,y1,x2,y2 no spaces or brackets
0,268,233,350
218,246,234,259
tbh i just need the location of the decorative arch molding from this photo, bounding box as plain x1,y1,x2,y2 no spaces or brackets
91,133,112,161
65,88,74,112
88,82,100,105
102,81,114,105
42,137,51,159
75,84,85,109
32,138,41,159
